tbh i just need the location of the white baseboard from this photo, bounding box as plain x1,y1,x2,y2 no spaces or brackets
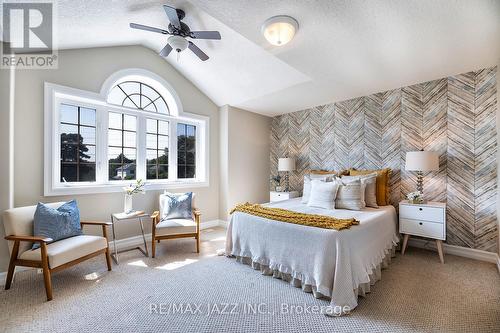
0,220,224,286
408,238,499,265
218,220,229,228
109,219,222,250
200,220,223,229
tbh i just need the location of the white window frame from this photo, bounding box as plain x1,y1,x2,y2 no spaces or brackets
44,69,209,196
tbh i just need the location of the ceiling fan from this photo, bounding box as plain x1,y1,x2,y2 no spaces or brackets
130,5,221,61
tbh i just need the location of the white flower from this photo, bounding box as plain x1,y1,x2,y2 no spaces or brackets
407,191,422,200
123,179,146,196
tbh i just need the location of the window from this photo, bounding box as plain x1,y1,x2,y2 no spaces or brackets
108,113,137,180
44,69,208,196
146,119,169,180
177,123,196,179
59,104,96,182
108,81,169,114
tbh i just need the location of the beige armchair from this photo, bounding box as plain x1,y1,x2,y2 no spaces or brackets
150,195,201,258
3,202,112,301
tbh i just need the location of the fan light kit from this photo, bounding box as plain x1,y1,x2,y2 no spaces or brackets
261,15,298,46
168,35,189,52
130,5,221,61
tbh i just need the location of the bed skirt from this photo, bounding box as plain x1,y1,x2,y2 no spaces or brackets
228,242,397,317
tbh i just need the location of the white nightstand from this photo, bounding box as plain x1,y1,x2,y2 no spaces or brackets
270,191,299,203
399,200,446,263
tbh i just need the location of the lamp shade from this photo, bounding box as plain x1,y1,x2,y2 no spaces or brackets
278,158,296,172
405,151,439,171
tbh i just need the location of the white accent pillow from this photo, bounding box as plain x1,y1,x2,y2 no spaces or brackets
335,179,366,210
341,173,378,208
301,174,331,203
307,179,339,210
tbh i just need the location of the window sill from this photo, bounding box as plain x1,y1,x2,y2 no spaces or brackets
44,180,209,196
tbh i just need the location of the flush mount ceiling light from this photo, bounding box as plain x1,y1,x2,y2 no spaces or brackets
261,15,299,46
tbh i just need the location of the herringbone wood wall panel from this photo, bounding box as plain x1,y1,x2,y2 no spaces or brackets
270,66,497,252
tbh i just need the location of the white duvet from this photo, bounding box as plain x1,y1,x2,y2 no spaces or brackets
225,198,399,315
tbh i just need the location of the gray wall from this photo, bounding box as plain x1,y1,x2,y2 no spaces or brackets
0,52,14,271
0,45,220,271
219,105,271,220
271,66,498,253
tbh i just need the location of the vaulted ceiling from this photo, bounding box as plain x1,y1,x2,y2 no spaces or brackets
40,1,500,115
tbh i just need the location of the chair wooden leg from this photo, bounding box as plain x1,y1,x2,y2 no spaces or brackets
157,239,160,243
152,236,156,258
105,247,112,271
196,233,200,253
5,240,20,290
40,243,53,301
101,225,112,271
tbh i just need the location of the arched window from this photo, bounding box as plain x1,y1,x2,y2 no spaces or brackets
107,81,170,114
44,69,208,195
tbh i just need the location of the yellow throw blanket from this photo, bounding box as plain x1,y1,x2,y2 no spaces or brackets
230,203,359,231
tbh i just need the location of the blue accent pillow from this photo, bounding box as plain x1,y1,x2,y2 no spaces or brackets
32,200,82,250
161,192,193,221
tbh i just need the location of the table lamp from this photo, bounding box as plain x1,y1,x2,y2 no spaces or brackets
405,151,439,199
278,157,296,192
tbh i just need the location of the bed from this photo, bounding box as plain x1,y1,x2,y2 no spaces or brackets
225,197,399,316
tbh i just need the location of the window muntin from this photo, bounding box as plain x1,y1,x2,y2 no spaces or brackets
108,112,137,180
177,123,196,179
107,81,169,114
59,104,96,182
146,119,169,180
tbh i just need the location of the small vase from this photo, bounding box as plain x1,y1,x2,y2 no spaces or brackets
124,194,133,213
410,198,423,204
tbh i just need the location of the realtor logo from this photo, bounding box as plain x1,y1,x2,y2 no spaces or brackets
1,1,58,69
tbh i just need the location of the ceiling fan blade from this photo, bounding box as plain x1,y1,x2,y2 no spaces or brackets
159,44,173,57
130,23,169,35
188,41,209,61
163,5,181,29
190,31,221,40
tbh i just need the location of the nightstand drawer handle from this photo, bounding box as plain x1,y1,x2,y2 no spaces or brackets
419,222,423,225
419,208,423,211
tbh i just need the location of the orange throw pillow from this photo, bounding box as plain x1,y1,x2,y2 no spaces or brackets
349,168,391,206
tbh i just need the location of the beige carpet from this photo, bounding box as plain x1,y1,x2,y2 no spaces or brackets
1,227,499,333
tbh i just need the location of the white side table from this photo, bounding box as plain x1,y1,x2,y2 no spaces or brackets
110,211,149,264
399,200,446,263
270,191,299,203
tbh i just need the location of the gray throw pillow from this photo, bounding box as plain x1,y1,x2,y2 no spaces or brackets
341,173,378,208
160,192,193,220
335,179,366,211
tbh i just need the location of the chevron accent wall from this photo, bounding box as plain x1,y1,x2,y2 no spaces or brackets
270,66,497,252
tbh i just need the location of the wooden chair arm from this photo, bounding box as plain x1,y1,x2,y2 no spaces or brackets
151,211,160,225
80,221,112,226
5,235,53,243
80,221,111,241
193,209,201,227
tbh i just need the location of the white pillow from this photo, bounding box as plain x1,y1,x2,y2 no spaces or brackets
341,173,378,208
307,179,339,210
335,179,366,211
301,174,330,203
